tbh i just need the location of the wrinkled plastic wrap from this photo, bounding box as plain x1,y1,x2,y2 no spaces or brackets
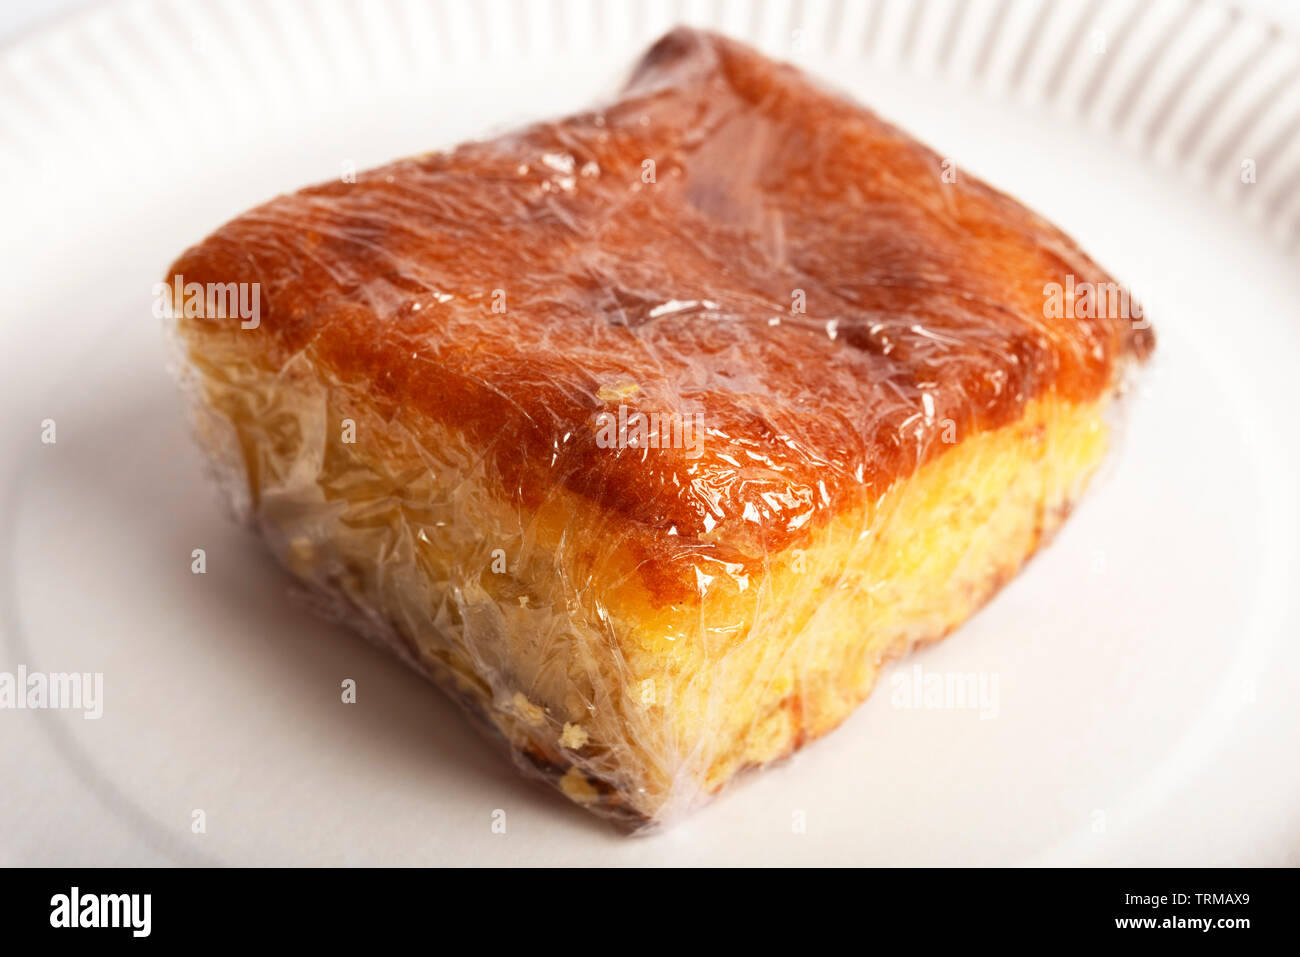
165,28,1153,830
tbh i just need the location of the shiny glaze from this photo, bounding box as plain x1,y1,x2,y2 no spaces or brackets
170,29,1153,598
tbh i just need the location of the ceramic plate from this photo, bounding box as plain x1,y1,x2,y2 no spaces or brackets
2,0,1298,865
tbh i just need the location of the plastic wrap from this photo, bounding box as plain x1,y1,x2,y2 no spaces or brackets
165,28,1153,830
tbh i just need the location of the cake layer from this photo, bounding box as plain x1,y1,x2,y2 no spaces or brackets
177,313,1114,824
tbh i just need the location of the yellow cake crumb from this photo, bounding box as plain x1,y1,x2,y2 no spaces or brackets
560,722,589,749
511,692,546,727
560,767,598,805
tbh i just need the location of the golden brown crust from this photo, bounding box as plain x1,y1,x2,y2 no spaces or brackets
167,28,1152,606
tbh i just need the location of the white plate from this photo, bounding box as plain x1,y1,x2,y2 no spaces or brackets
2,0,1299,866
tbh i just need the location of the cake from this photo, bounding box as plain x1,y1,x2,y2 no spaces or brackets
165,28,1153,828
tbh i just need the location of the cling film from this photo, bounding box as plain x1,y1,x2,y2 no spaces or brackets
165,29,1151,829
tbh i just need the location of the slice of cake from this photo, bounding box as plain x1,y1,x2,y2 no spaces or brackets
165,28,1153,828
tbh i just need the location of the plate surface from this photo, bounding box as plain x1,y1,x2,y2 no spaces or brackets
2,0,1299,865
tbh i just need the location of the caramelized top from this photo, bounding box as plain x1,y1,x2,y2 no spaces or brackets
170,28,1152,598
